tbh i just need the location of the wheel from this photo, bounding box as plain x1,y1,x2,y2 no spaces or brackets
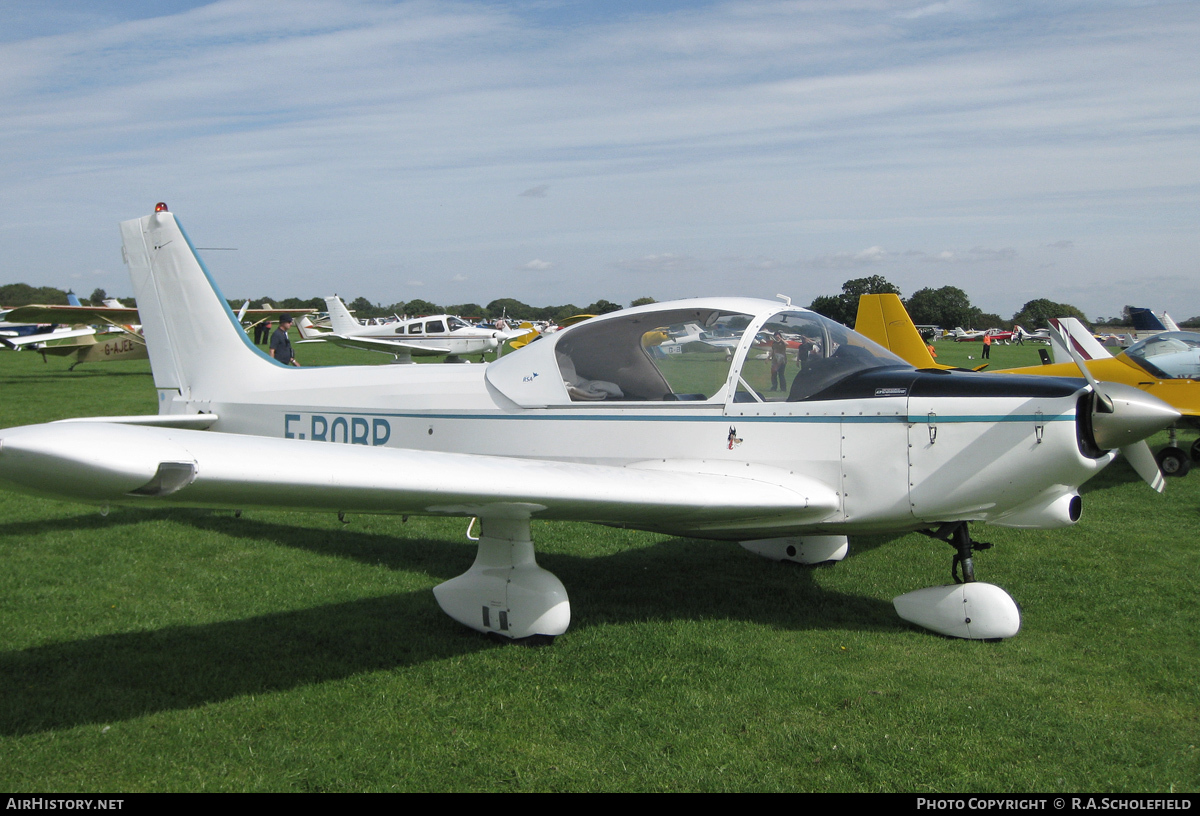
1191,438,1200,463
1156,447,1192,477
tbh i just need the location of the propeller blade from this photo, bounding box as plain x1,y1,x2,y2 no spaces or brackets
1049,320,1179,490
1121,441,1166,493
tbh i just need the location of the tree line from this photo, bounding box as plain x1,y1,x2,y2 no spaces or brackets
3,281,1197,330
804,275,1200,330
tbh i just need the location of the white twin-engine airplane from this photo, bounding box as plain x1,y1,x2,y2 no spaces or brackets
0,206,1180,641
297,295,527,362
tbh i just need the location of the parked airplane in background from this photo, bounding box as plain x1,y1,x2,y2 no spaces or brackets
954,328,1014,343
0,294,145,366
0,293,110,350
1041,317,1200,475
297,295,527,362
856,295,1199,479
0,207,1180,643
1012,325,1051,344
1130,307,1179,336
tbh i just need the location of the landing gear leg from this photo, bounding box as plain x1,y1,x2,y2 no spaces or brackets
947,522,992,584
919,521,992,584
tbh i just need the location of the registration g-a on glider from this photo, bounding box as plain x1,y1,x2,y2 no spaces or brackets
0,207,1180,641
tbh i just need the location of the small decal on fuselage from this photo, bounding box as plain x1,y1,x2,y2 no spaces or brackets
285,413,392,445
727,426,743,449
875,387,908,396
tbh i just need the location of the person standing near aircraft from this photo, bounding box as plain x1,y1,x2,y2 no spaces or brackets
795,334,814,369
982,332,992,359
770,331,788,390
270,314,300,366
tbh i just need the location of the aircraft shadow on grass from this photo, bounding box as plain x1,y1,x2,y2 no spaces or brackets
0,511,904,736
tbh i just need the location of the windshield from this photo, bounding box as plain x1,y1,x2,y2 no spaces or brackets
734,310,910,402
1123,331,1200,380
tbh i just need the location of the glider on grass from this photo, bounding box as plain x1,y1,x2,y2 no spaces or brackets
1,295,145,369
0,206,1180,641
4,295,304,370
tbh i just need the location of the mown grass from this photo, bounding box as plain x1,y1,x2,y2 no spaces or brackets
0,338,1196,792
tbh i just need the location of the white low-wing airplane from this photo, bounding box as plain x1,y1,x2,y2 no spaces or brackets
297,295,527,362
0,206,1180,641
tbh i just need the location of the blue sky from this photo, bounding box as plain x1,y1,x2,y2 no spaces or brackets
2,0,1198,320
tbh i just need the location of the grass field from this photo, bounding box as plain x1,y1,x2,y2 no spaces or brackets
0,337,1196,792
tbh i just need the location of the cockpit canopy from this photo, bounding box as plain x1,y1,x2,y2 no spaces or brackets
1123,331,1200,380
486,300,911,407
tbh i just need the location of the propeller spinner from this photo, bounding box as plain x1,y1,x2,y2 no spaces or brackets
1050,323,1179,491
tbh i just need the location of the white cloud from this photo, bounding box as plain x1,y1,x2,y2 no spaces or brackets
0,1,1197,320
522,259,553,271
808,246,889,268
613,253,698,273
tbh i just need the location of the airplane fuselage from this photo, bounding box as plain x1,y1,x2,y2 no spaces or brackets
156,328,1103,539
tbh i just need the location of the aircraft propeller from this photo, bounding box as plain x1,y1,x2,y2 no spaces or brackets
1049,322,1176,492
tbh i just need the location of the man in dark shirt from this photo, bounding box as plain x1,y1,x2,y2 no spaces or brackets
270,314,300,366
770,331,787,391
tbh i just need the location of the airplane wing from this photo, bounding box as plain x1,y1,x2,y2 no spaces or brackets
0,422,840,537
302,333,453,355
7,304,307,326
4,304,139,325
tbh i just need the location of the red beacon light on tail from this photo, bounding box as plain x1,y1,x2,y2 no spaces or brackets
154,202,169,212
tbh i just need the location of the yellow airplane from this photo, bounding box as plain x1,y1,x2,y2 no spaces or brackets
855,294,1200,477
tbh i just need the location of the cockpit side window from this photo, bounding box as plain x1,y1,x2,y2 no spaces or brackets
734,311,909,402
556,308,749,401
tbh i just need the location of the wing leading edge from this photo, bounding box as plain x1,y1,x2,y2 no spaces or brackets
0,422,840,537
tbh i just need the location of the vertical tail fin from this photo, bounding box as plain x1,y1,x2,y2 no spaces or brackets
854,294,947,370
325,296,362,335
1129,307,1169,333
297,315,325,339
1048,317,1111,365
121,207,279,406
